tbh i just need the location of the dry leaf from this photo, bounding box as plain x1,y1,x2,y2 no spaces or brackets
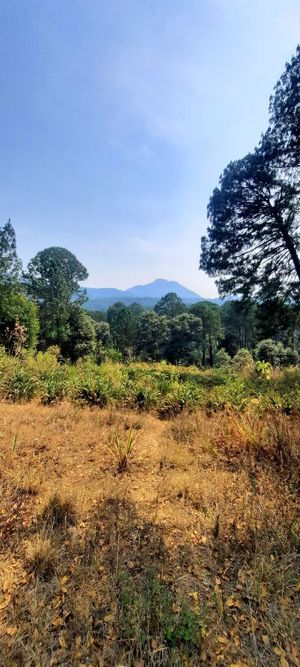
0,597,10,610
189,591,198,601
59,634,67,649
280,657,289,667
103,613,113,622
226,596,241,609
52,616,64,627
6,626,17,636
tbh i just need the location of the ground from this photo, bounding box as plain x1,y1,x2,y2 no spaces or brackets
0,401,299,666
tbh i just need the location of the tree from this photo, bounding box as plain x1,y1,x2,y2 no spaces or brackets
135,311,169,360
201,48,300,302
200,144,300,301
190,302,222,365
107,302,136,356
94,321,112,363
167,313,203,364
0,292,39,353
128,302,143,318
0,220,22,288
24,247,88,348
269,45,300,168
232,348,254,373
88,310,107,323
255,299,300,348
221,300,256,355
62,305,96,361
94,321,111,347
255,339,285,367
0,222,39,354
154,292,186,318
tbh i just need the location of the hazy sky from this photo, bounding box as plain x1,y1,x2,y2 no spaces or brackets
0,1,299,296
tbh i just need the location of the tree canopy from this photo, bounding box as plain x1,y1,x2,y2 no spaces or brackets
154,292,186,318
0,220,22,288
24,247,88,348
200,46,300,302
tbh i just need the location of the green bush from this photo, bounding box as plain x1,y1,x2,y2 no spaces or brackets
232,348,254,373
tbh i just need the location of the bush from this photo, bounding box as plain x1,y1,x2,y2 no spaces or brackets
232,348,254,373
281,347,299,367
214,348,231,368
256,339,299,368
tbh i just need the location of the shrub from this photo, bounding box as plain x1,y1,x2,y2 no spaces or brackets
25,536,56,578
108,427,137,472
232,348,254,373
214,348,231,368
281,347,299,366
255,339,298,368
255,360,272,381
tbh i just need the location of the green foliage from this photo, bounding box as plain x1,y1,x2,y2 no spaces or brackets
255,338,285,367
232,348,254,373
221,300,256,355
0,292,39,353
107,302,136,356
200,46,300,302
62,306,96,361
154,292,186,318
24,247,88,349
167,313,203,365
115,569,204,657
94,320,111,347
214,348,231,368
255,361,272,381
1,352,299,414
269,44,300,168
108,427,137,472
0,220,22,287
190,301,222,365
136,311,169,360
88,310,107,323
255,299,300,348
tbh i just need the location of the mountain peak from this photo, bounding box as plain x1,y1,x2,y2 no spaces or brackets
124,279,201,299
83,279,228,312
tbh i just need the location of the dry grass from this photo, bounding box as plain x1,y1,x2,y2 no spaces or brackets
0,401,299,666
25,535,56,578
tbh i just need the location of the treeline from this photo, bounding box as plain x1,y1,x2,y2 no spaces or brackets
0,220,299,367
91,293,299,366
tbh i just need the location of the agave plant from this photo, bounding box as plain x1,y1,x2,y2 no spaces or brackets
109,427,137,472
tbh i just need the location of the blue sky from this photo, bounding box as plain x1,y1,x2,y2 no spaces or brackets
0,1,299,297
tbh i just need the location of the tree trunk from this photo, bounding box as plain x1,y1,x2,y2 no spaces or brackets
275,212,300,282
209,335,214,366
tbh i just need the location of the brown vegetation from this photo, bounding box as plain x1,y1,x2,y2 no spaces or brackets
0,401,299,665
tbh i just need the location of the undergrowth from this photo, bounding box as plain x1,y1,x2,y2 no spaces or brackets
0,347,300,414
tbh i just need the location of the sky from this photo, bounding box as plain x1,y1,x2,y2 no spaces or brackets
0,1,299,297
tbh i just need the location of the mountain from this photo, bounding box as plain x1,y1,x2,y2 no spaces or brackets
85,287,125,300
124,279,200,300
83,279,233,311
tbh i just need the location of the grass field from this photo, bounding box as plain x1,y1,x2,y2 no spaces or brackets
0,398,299,666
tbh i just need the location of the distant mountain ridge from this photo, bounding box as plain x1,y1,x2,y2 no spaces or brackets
83,279,231,311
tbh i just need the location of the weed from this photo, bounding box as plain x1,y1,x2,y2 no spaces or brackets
25,535,56,578
108,427,137,472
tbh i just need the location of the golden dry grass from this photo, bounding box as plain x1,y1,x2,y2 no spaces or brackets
0,401,299,666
